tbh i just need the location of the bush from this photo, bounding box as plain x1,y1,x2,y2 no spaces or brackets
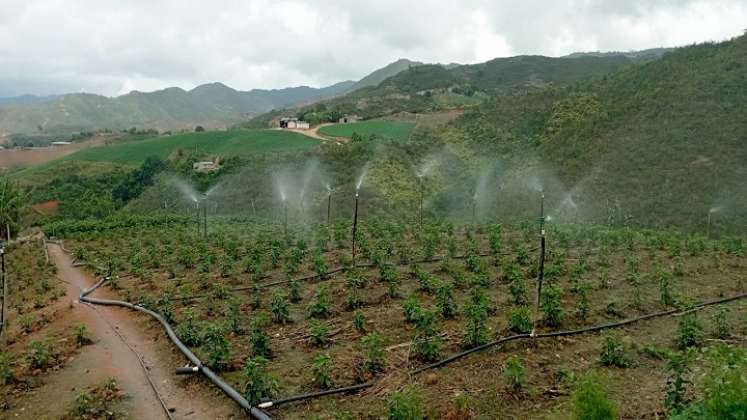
74,324,93,347
413,310,440,362
309,321,330,347
308,286,331,319
599,333,628,368
677,313,703,349
250,315,271,357
361,332,385,373
176,309,203,346
402,296,423,324
435,282,458,319
463,296,489,348
312,353,334,389
270,292,291,324
540,283,564,327
27,339,55,369
242,356,278,406
503,355,527,392
0,352,15,385
202,324,230,371
570,372,618,420
508,306,533,334
387,385,426,420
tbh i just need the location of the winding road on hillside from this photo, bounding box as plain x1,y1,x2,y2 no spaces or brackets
20,244,239,419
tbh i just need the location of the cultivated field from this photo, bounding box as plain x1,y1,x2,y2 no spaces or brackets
318,121,415,143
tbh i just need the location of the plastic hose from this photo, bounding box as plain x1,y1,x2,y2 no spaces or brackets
79,277,273,420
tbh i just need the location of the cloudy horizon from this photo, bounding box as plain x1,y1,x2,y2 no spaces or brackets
1,0,745,98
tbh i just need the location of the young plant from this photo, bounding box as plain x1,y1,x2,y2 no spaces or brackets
27,339,56,369
402,296,424,324
540,283,564,327
312,353,334,389
313,249,328,279
676,313,703,349
599,333,629,368
413,310,440,362
508,306,533,334
176,308,203,346
503,355,527,392
657,269,675,307
287,278,302,303
353,310,366,333
508,270,528,305
570,372,618,420
74,323,93,347
250,315,271,357
574,282,592,321
308,286,331,319
664,350,691,414
435,282,458,319
463,289,489,348
224,297,243,334
361,332,385,373
270,292,291,324
0,352,15,385
242,356,279,406
202,323,230,371
309,321,330,347
387,385,425,420
710,307,730,339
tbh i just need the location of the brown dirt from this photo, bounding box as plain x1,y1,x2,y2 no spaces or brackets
1,244,241,420
0,135,118,169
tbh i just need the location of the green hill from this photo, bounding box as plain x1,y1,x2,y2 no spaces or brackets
318,120,415,142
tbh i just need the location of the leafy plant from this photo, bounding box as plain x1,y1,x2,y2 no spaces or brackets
270,292,291,324
599,333,628,368
308,286,331,319
353,310,366,333
413,310,440,362
0,352,15,385
242,356,279,406
312,353,334,389
288,278,302,303
508,306,533,334
309,321,330,347
463,291,489,348
435,282,458,319
503,355,527,392
74,323,93,347
202,323,230,371
387,385,425,420
570,372,618,420
176,308,203,346
710,307,730,339
402,296,423,324
250,315,271,357
361,332,385,373
540,283,564,327
677,313,703,349
665,349,692,414
27,339,55,369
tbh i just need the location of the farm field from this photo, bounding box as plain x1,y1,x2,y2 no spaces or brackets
49,130,320,167
318,121,415,142
46,214,747,419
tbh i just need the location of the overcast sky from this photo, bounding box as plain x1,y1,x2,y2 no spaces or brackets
0,0,745,97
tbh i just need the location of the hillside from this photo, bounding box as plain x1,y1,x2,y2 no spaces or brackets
0,82,355,136
245,53,640,128
347,58,424,91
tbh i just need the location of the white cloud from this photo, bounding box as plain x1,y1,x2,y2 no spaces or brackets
0,0,744,96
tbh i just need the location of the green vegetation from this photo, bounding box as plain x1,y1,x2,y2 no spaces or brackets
319,121,415,142
387,385,426,420
570,372,618,420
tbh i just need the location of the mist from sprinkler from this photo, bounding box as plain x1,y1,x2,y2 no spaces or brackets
707,206,722,238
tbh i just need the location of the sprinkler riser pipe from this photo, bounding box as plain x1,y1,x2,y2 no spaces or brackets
352,195,359,264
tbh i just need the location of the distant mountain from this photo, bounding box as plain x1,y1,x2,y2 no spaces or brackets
0,81,355,136
245,53,641,127
563,47,673,60
0,94,58,108
349,59,424,91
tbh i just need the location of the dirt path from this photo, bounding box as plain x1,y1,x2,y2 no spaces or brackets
283,123,345,144
7,244,239,419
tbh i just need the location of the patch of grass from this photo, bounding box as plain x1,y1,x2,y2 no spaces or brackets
319,121,415,142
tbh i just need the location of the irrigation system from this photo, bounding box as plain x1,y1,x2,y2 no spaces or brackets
351,191,360,265
535,191,547,315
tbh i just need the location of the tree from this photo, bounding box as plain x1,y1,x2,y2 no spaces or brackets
0,178,26,240
195,125,205,132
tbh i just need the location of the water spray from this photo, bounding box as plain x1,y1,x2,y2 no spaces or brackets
535,191,547,331
352,190,360,265
706,207,721,238
326,186,332,227
283,196,288,240
418,176,424,229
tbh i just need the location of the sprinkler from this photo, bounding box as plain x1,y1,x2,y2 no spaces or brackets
535,191,547,330
418,176,424,229
352,191,360,265
472,194,477,223
203,198,208,238
283,198,288,239
327,188,332,227
706,207,720,238
194,200,201,237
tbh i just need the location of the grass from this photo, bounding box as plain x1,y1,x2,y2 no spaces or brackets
40,130,319,167
318,121,415,142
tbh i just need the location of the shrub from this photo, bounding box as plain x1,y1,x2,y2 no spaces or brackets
387,385,425,420
288,278,302,303
435,282,458,319
176,309,203,346
710,307,730,339
677,313,703,349
657,269,675,306
575,282,592,320
402,296,423,324
313,249,328,278
203,323,230,371
361,332,385,373
570,372,618,420
74,324,93,347
463,297,489,348
508,306,533,334
27,339,55,369
503,355,527,392
224,297,243,334
308,286,331,319
250,315,271,357
242,356,278,406
353,310,366,333
509,271,528,305
599,333,628,368
309,321,330,347
540,283,564,327
665,350,692,414
270,292,291,324
0,352,15,385
413,310,440,362
312,353,334,389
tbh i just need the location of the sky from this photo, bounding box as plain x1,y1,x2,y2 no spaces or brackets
0,0,745,97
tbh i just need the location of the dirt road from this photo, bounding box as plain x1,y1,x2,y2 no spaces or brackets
3,244,239,419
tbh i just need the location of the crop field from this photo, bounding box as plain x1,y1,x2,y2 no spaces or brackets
51,130,320,166
47,214,747,419
318,121,415,142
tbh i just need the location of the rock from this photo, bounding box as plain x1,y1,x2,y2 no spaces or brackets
424,373,438,385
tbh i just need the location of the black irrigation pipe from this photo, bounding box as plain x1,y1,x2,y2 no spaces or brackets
79,276,273,420
258,382,375,409
412,291,747,374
